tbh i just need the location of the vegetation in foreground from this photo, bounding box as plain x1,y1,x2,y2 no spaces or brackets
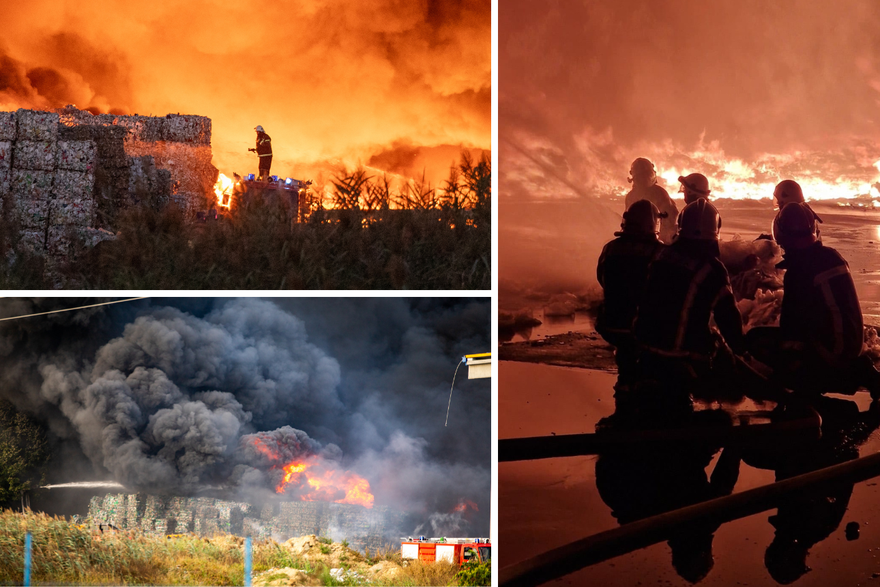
0,510,490,586
0,153,491,290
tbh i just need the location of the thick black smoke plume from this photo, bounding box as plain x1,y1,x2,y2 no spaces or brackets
0,298,490,535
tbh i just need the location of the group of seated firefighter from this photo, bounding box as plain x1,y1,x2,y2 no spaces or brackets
596,162,880,410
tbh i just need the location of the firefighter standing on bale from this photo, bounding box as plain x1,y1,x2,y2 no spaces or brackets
596,199,666,389
746,202,880,398
632,199,746,409
250,125,273,180
624,158,678,244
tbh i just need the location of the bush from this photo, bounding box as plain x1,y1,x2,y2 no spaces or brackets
456,560,491,586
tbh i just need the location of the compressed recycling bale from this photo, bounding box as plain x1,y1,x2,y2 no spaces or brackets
77,227,116,248
12,170,53,227
0,141,10,169
0,168,9,198
16,109,59,142
57,140,97,172
202,519,219,536
52,175,95,226
14,141,57,171
164,114,211,144
17,230,45,255
117,115,166,142
0,112,16,141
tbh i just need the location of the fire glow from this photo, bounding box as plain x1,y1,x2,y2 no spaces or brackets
644,142,880,203
452,499,479,513
0,1,490,185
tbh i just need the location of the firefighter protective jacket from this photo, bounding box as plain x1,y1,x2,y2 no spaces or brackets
624,185,679,244
256,132,272,157
777,241,864,367
634,239,744,358
596,234,664,337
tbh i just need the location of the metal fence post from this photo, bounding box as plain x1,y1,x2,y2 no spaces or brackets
244,536,252,587
24,532,32,587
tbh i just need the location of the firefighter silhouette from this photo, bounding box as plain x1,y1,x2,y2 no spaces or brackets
250,125,273,181
596,199,665,391
747,202,880,398
624,158,678,244
631,199,748,410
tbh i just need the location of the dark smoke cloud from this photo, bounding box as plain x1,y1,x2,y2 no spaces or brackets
0,298,490,535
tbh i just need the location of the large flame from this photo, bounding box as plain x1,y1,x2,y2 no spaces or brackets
251,437,374,508
276,458,375,508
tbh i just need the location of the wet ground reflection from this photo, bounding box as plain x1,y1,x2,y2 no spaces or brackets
499,361,880,586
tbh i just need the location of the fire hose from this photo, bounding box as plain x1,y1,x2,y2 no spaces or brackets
500,448,880,587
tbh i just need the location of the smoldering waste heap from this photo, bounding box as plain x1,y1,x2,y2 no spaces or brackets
0,106,217,280
87,493,405,552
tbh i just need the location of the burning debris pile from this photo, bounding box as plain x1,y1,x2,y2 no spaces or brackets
0,106,216,273
87,493,404,550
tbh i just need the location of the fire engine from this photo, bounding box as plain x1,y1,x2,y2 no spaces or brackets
400,537,491,565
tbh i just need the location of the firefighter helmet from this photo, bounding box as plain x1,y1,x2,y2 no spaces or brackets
629,157,657,184
254,125,265,133
676,199,721,241
771,202,819,249
773,179,804,208
619,199,662,236
678,173,711,203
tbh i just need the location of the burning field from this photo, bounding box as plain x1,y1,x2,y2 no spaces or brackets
0,298,491,546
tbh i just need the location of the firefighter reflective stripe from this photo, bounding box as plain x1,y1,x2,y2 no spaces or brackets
640,344,709,361
258,153,272,157
813,265,849,287
675,264,713,350
815,265,851,357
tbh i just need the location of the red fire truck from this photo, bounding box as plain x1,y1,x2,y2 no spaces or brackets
401,537,491,565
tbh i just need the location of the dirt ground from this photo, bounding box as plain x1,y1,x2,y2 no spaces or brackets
252,535,404,586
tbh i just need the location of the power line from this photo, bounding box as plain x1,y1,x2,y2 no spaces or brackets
0,298,147,322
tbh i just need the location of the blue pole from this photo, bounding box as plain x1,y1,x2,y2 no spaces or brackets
244,536,252,587
23,532,32,587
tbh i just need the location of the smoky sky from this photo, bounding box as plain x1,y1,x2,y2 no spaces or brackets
0,0,490,183
0,298,490,535
501,0,880,160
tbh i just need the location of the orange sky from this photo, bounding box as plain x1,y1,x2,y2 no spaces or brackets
0,0,490,184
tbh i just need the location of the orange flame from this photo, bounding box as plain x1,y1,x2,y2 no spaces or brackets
250,436,374,508
613,142,880,204
276,458,374,508
213,173,234,208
